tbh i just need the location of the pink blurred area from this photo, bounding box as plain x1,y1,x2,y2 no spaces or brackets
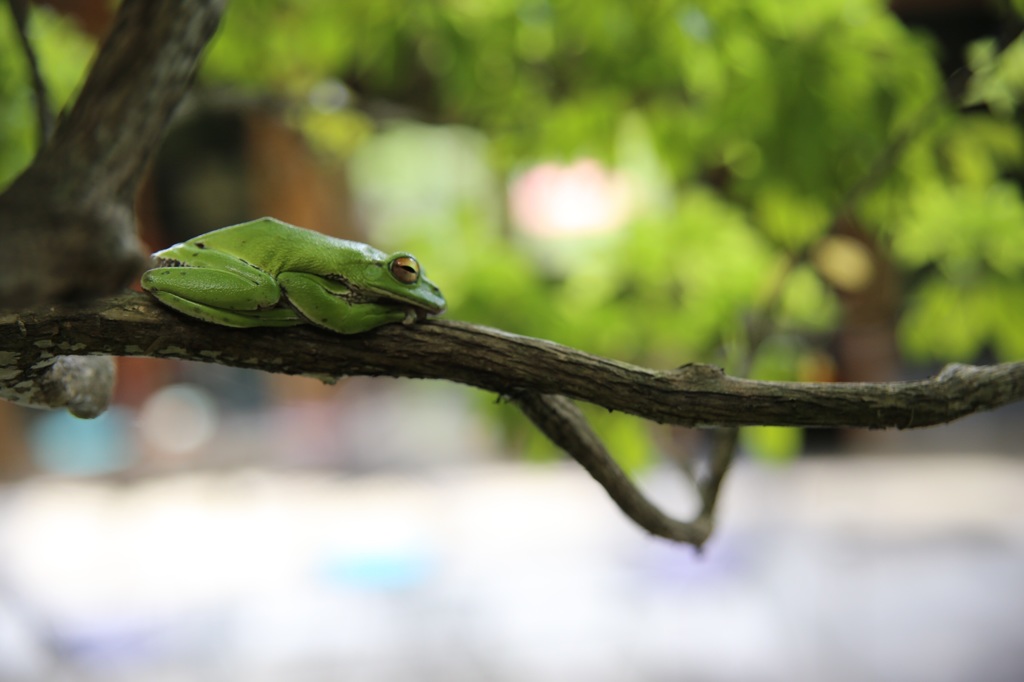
509,159,633,238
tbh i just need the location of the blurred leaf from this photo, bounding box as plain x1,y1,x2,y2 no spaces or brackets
892,181,1024,278
0,4,94,188
964,36,1024,117
589,410,654,473
899,277,992,361
741,426,803,463
901,274,1024,363
292,107,374,159
750,336,802,382
203,0,356,91
753,184,831,250
777,264,840,332
990,281,1024,359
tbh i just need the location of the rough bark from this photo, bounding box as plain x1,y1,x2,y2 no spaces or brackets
2,292,1020,431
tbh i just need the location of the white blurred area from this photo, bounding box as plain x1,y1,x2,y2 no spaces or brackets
0,378,1023,681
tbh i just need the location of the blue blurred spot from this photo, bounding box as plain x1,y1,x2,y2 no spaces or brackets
317,550,435,591
28,408,134,475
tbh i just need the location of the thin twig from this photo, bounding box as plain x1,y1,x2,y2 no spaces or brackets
696,427,738,521
512,392,712,546
7,0,54,145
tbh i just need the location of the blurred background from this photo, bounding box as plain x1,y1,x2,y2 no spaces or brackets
1,0,1024,679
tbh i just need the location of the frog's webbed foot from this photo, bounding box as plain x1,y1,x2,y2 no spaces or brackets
402,308,418,325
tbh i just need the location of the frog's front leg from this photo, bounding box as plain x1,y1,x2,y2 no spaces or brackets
141,248,303,328
277,272,408,334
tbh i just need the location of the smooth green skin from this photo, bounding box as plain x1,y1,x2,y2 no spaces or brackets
141,217,446,334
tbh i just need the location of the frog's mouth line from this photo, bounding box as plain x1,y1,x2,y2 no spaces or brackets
351,288,445,317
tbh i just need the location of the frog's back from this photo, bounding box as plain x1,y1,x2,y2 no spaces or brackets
191,217,385,275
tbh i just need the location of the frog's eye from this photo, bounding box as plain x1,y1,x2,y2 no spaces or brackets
390,256,420,284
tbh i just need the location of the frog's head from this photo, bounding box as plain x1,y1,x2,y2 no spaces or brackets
372,252,447,316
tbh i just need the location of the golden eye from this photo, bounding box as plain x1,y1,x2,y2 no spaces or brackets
390,256,420,284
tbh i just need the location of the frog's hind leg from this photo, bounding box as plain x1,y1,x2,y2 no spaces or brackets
142,250,299,328
147,290,304,328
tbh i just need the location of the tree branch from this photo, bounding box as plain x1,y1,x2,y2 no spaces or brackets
1,292,1020,545
512,392,711,546
1,292,1020,430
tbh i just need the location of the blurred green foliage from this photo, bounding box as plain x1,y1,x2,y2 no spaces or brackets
0,5,93,187
3,0,1023,464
